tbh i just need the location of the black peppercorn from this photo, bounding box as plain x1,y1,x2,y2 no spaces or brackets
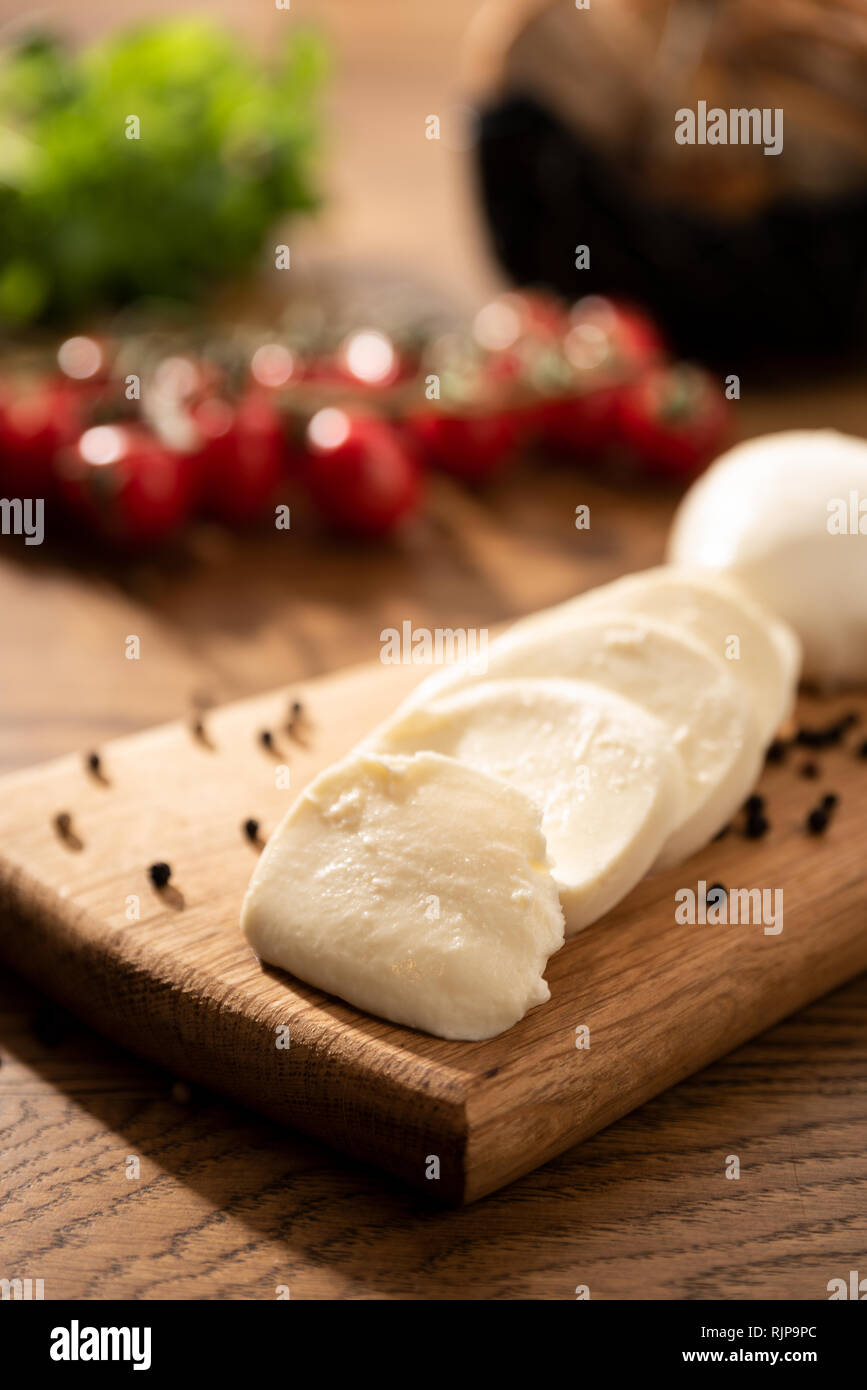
287,699,305,737
806,807,829,835
745,813,769,840
796,718,850,750
149,861,172,889
243,818,260,843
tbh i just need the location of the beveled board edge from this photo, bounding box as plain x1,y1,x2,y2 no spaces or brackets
0,853,471,1203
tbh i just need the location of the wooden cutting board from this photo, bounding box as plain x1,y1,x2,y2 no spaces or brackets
0,657,865,1204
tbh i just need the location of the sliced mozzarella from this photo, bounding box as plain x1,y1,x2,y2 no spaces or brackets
530,565,800,742
241,750,564,1041
371,678,686,934
388,612,764,867
667,429,867,685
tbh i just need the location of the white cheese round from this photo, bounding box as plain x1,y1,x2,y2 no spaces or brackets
533,566,801,742
241,750,565,1041
371,678,686,935
393,612,764,867
667,429,867,685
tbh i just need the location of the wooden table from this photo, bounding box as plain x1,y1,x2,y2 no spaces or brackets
1,0,866,1301
2,444,866,1300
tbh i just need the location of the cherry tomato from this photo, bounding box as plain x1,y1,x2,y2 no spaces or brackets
606,300,667,368
615,364,730,478
304,408,422,537
338,329,402,388
0,377,90,498
192,387,288,524
473,290,567,355
537,298,667,455
473,292,570,414
150,354,220,405
406,406,525,482
536,386,622,457
249,343,298,391
301,331,413,396
567,297,666,373
56,335,110,385
57,424,193,546
300,358,350,387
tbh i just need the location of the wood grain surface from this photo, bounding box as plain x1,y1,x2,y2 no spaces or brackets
1,0,866,1299
1,463,866,1293
2,640,867,1208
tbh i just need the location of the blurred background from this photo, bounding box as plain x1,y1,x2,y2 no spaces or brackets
0,0,865,769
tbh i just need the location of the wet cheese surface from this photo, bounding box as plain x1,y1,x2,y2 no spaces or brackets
241,750,565,1040
372,677,685,934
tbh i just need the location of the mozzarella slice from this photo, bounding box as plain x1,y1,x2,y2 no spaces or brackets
530,566,800,742
667,430,867,685
241,749,564,1041
390,612,764,867
371,678,686,934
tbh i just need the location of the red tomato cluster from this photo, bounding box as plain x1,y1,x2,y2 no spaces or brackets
0,294,731,548
448,290,730,479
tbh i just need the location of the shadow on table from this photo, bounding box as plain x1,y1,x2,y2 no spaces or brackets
1,963,864,1299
